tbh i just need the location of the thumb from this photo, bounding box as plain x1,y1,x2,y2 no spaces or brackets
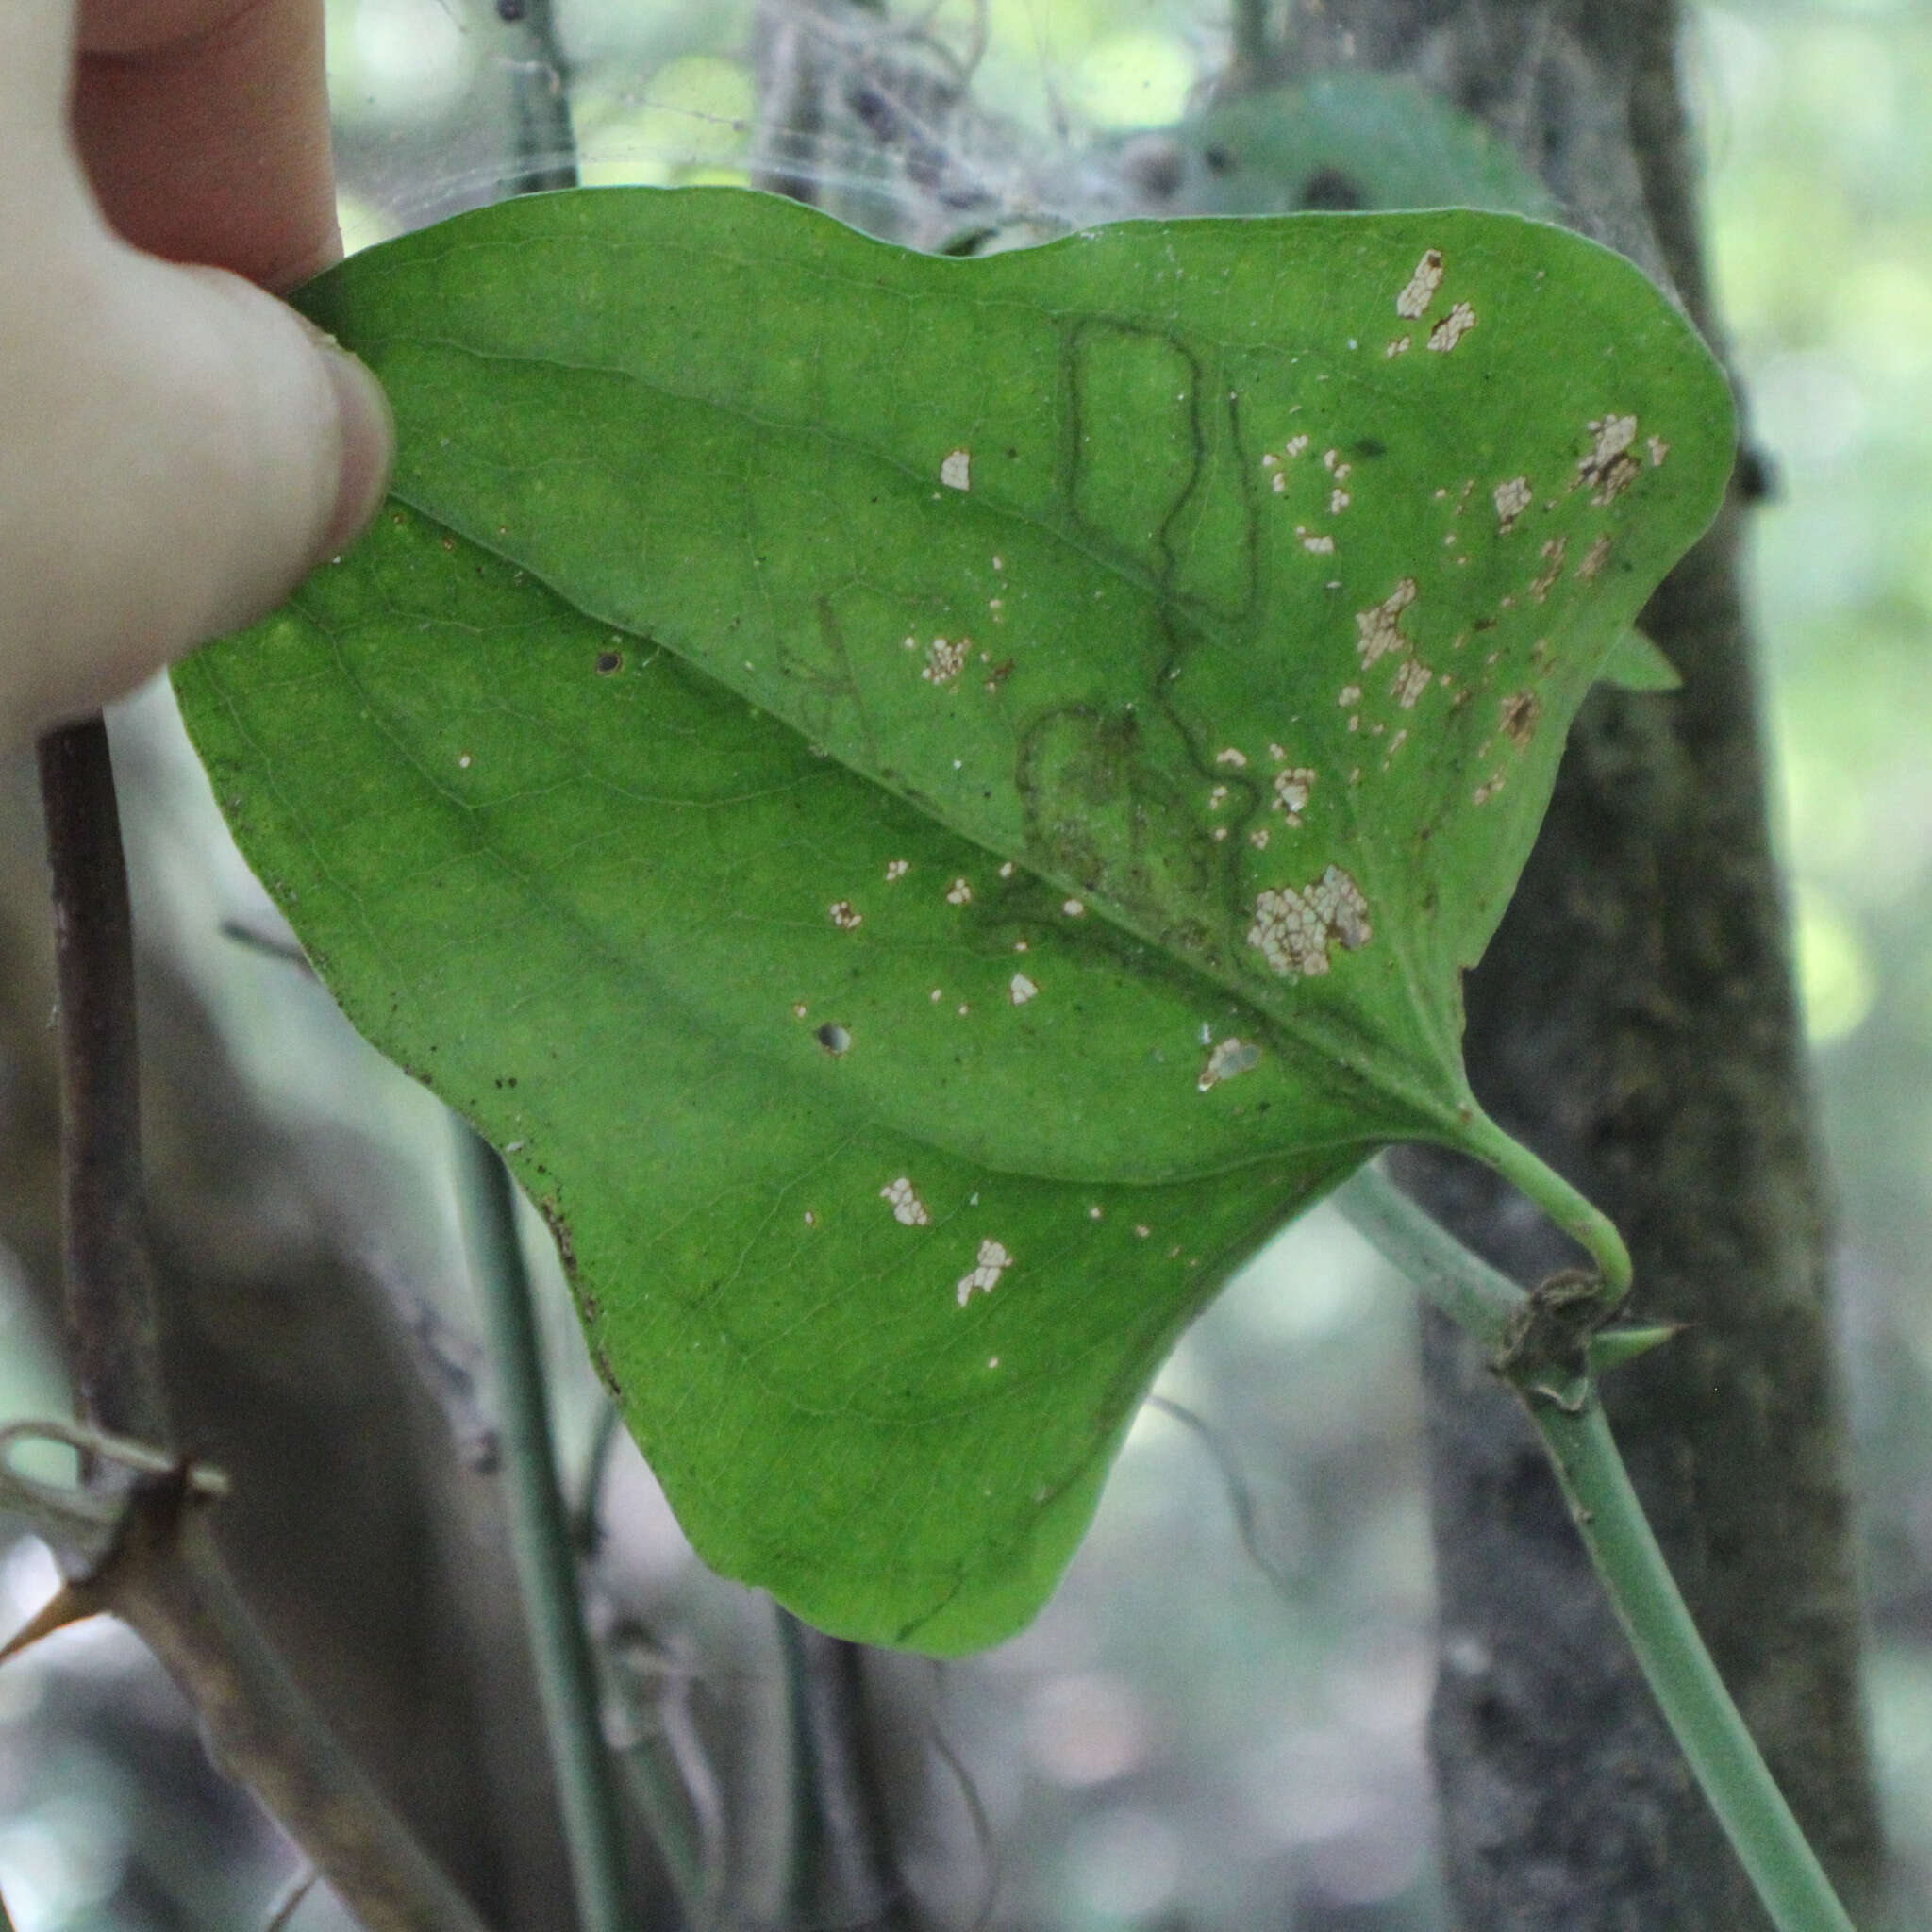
1,238,391,740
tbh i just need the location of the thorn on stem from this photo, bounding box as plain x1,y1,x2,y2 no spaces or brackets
0,1581,103,1665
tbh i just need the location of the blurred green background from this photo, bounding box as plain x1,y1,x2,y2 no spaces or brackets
2,2,1928,1926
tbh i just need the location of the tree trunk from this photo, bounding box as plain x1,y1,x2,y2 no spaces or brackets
1268,1,1887,1922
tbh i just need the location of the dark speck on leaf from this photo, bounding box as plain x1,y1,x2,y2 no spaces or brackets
1203,145,1235,176
596,650,623,675
496,0,525,18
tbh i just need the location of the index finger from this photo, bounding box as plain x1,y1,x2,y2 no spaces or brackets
73,0,339,290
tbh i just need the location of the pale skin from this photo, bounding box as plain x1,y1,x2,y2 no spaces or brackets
1,0,391,743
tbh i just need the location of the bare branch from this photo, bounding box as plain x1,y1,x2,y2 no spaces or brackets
36,715,497,1932
38,715,166,1444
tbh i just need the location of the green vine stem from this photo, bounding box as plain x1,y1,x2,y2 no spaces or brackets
1453,1109,1634,1307
1331,1163,1858,1932
452,1124,632,1932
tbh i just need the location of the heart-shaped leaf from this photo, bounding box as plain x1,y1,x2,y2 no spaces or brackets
175,187,1733,1651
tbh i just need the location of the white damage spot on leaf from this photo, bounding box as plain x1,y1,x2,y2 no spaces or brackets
828,901,862,931
941,449,971,491
1329,488,1352,514
1531,536,1568,602
1647,435,1670,467
946,877,973,906
1062,898,1086,918
1356,578,1418,667
885,858,909,882
1391,658,1432,709
1578,534,1612,580
1297,527,1337,554
1272,766,1315,824
1338,684,1362,708
1427,303,1476,352
957,1238,1012,1307
1247,866,1373,978
1385,335,1411,358
1493,476,1532,532
1579,414,1641,503
1249,826,1270,848
922,637,968,686
1197,1036,1262,1091
1008,973,1039,1005
1215,746,1248,768
998,860,1015,877
1396,248,1444,319
882,1176,931,1226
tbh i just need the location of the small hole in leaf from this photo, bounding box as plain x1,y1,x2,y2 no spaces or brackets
595,650,623,675
815,1024,851,1056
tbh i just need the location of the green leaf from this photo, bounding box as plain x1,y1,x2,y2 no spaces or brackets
175,187,1733,1651
1597,627,1685,691
1147,75,1557,219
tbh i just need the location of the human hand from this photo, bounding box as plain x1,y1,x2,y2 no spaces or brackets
1,0,391,742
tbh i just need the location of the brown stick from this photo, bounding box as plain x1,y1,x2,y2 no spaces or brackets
38,715,166,1446
35,714,496,1932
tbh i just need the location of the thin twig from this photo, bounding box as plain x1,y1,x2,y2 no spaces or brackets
114,1507,491,1931
778,1610,919,1932
35,715,494,1932
264,1866,318,1932
572,1395,625,1557
603,1619,723,1928
1142,1395,1296,1597
39,716,167,1445
452,1124,632,1932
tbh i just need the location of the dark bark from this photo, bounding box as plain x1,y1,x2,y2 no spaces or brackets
1261,1,1887,1924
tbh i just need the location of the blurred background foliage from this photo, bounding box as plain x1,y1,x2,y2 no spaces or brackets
2,0,1929,1926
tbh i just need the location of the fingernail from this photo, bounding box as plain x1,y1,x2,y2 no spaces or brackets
313,337,394,559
